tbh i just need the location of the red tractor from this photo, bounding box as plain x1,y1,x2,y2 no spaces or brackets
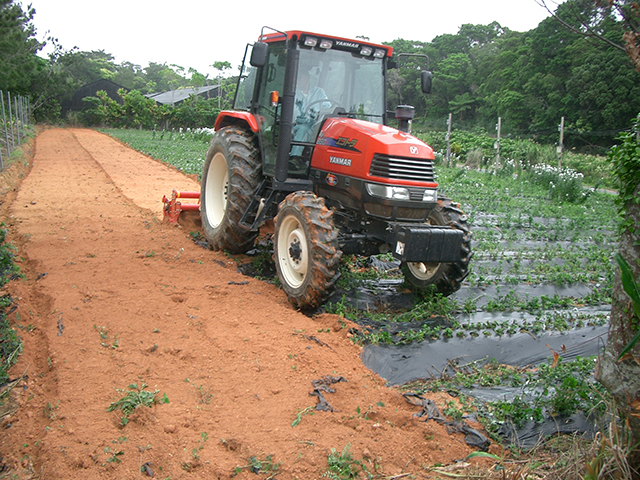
201,27,471,309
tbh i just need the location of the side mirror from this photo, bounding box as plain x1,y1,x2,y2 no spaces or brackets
421,71,433,94
250,42,269,68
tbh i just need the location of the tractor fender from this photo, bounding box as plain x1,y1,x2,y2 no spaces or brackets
214,111,260,133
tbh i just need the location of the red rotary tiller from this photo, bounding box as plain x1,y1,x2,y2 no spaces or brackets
162,189,200,223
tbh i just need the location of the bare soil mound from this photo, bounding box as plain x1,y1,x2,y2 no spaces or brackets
0,128,491,479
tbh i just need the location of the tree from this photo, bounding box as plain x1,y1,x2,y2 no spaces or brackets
532,0,640,467
535,1,640,461
55,49,117,85
594,120,640,468
0,0,42,93
212,61,231,110
536,0,640,71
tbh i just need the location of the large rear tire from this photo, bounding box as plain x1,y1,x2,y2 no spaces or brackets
274,192,341,309
200,126,262,253
401,196,472,295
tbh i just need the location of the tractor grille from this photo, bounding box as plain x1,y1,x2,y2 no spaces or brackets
369,154,435,183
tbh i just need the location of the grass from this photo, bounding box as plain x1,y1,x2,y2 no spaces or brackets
0,226,23,387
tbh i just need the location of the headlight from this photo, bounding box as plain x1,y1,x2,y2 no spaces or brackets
366,183,410,200
304,37,318,47
422,189,437,202
373,48,386,58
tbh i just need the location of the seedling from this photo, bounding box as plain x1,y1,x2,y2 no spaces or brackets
106,382,160,426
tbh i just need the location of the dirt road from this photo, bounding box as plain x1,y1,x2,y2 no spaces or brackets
0,128,482,479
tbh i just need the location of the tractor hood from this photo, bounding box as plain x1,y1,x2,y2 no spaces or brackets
310,117,437,187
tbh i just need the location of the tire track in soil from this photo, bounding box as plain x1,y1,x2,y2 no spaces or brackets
0,128,480,479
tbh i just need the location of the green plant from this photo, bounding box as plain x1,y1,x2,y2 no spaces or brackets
192,383,213,405
609,121,640,240
94,325,119,349
192,432,208,460
106,382,160,425
614,253,640,359
323,444,369,479
291,406,315,427
0,227,23,385
104,446,124,464
233,455,280,478
324,295,353,318
583,409,637,480
0,311,22,385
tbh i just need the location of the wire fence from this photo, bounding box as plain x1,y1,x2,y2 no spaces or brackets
1,90,32,170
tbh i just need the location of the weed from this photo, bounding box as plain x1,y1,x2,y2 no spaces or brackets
106,382,160,425
0,228,22,384
192,432,208,460
291,406,315,427
323,444,369,479
233,455,280,478
94,325,119,349
354,402,383,421
43,401,59,419
192,383,213,405
0,310,21,384
325,295,352,319
103,446,124,464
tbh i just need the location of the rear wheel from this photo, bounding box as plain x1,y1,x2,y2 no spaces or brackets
274,192,341,309
200,126,262,253
401,196,472,295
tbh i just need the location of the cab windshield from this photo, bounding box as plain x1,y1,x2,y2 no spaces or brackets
295,48,385,123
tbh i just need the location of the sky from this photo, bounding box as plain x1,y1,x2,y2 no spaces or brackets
23,0,564,79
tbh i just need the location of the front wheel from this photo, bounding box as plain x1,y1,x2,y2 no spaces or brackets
401,196,472,296
274,192,341,309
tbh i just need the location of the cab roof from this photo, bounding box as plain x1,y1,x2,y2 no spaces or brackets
258,29,393,58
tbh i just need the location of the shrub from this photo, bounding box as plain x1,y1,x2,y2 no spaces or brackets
525,163,590,203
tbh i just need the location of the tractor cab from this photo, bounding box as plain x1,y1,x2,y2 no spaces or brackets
227,29,429,186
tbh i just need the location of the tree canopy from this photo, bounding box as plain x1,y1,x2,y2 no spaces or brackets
385,0,640,149
0,0,42,94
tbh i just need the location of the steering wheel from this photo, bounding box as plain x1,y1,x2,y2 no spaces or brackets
305,98,341,115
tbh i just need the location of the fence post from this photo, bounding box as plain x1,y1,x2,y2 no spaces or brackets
446,113,452,167
7,91,14,151
557,116,565,168
495,117,501,168
1,91,9,157
21,96,28,136
15,96,22,142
